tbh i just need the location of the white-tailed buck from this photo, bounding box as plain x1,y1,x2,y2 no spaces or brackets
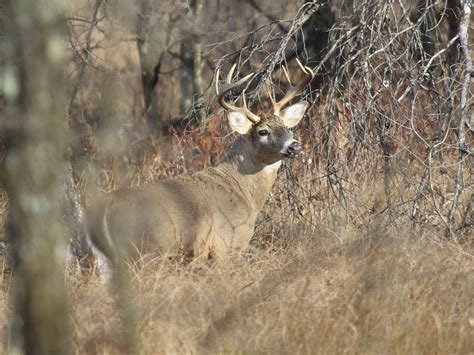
86,59,314,283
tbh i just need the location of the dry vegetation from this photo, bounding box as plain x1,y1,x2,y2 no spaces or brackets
2,142,473,354
60,220,474,353
1,0,473,353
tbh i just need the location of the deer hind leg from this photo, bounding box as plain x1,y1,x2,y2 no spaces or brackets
87,238,114,285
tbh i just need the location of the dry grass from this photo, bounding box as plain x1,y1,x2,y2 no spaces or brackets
0,119,472,354
0,128,472,354
8,219,464,354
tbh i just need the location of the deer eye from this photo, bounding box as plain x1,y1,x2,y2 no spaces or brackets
258,129,269,137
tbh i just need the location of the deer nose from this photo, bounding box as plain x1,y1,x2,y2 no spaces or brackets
287,141,302,156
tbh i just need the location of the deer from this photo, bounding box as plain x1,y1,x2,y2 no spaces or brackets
85,59,314,284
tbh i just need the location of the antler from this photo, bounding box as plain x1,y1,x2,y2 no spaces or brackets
215,64,261,124
270,58,315,115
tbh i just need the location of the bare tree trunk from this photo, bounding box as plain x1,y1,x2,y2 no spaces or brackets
179,35,194,112
446,0,472,238
2,0,72,354
65,0,105,266
137,0,163,131
63,160,88,262
178,0,206,123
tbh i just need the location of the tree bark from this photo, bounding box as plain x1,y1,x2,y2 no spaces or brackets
2,1,72,353
178,0,206,123
446,0,472,237
137,0,163,131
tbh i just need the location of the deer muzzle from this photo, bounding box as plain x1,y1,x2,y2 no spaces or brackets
281,140,302,157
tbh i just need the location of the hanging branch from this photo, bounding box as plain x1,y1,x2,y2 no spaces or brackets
67,0,105,115
249,0,329,100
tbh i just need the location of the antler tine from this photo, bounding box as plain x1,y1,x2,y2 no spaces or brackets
241,90,256,117
215,68,221,95
216,64,260,124
282,65,292,85
295,58,314,78
265,86,276,107
215,64,248,94
226,63,237,83
272,59,315,115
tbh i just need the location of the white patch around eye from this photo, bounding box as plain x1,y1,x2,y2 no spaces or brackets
259,135,269,143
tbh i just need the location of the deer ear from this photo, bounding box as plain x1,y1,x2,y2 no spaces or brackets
228,111,253,134
281,101,308,128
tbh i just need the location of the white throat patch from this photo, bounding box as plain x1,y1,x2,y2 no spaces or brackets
263,161,282,174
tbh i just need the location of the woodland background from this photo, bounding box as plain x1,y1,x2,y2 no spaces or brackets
1,0,473,353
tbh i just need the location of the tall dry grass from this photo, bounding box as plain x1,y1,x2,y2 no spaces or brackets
0,116,472,354
1,216,468,354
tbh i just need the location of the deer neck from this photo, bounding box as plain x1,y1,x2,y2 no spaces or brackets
217,136,281,210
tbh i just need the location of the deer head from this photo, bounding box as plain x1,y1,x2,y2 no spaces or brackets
216,59,314,165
